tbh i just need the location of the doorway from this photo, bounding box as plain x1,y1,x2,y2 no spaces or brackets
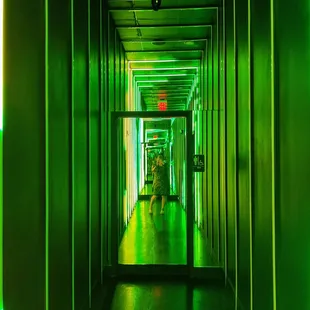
108,111,222,280
110,111,192,277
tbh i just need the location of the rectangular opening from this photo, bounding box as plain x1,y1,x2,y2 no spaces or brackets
108,111,221,278
110,111,193,275
116,116,188,266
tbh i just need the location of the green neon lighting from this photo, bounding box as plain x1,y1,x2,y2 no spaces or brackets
248,1,253,309
122,118,139,221
132,67,198,71
197,110,201,226
87,0,91,307
0,131,2,309
139,120,144,191
0,0,3,306
183,160,186,207
136,79,193,83
129,59,198,64
135,81,137,110
137,80,169,83
135,74,189,77
45,0,49,308
138,84,189,88
233,1,239,308
126,62,130,109
71,0,75,307
270,0,277,308
0,0,2,131
0,140,2,310
128,68,132,110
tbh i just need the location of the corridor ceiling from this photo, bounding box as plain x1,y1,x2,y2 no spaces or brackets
108,0,219,111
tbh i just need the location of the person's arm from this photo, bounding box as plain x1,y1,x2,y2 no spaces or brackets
152,164,157,172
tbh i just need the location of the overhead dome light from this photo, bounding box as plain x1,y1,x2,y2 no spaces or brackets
152,40,166,46
184,41,195,46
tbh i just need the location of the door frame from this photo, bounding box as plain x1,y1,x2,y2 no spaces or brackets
110,111,193,276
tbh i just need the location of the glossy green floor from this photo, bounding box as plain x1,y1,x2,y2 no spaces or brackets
118,201,215,266
109,282,236,310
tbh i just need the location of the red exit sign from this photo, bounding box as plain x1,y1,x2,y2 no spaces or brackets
158,101,167,111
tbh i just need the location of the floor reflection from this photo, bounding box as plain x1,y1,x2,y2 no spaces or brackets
110,282,236,310
118,201,215,266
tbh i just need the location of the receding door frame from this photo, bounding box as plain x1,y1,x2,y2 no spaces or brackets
110,111,193,277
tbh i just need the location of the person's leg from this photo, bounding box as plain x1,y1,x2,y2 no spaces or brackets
149,195,157,213
160,195,167,214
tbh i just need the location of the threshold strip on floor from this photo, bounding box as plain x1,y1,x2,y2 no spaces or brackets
104,265,225,281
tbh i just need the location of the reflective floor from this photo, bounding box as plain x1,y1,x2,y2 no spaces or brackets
118,201,216,266
109,282,236,310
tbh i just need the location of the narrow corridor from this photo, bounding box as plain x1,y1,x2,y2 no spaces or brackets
3,0,310,309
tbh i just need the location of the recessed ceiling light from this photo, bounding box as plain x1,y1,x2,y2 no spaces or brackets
184,41,195,46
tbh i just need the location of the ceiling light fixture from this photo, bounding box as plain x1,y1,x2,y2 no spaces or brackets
135,74,190,77
137,80,169,83
151,0,162,11
132,66,198,71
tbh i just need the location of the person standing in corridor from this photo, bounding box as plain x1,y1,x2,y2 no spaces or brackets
149,154,169,215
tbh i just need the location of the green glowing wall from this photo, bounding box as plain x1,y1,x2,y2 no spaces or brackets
200,17,226,269
48,0,74,307
2,0,126,308
201,110,208,247
138,120,145,192
0,0,2,307
72,0,90,306
225,0,310,309
0,131,2,310
106,6,128,260
102,0,109,269
251,0,274,308
211,14,227,265
122,118,139,229
235,0,252,307
3,0,47,308
193,109,203,227
225,0,237,289
274,0,310,308
171,118,187,207
225,0,271,307
218,5,227,269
